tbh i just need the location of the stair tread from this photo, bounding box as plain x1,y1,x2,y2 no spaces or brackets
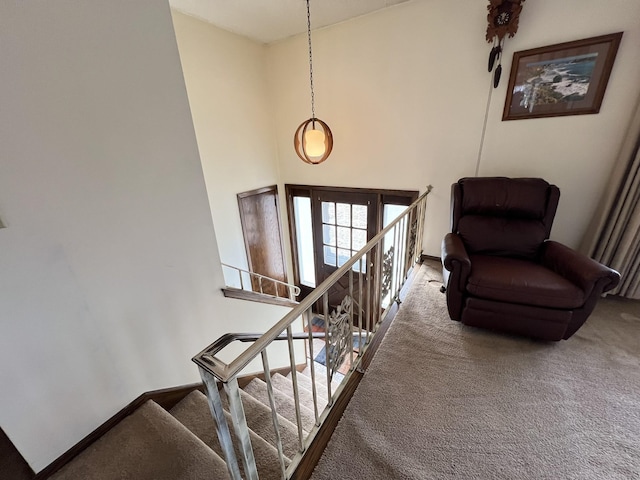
243,378,317,433
273,373,327,413
171,390,288,479
221,386,303,459
299,364,343,394
286,369,329,402
50,400,229,480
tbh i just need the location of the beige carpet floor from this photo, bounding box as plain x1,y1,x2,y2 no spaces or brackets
311,261,640,480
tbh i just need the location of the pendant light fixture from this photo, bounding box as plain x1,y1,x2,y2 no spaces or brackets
294,0,333,165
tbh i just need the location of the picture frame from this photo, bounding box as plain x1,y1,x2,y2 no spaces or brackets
502,32,623,121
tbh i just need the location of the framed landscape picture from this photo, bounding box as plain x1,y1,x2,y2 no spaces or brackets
503,32,623,121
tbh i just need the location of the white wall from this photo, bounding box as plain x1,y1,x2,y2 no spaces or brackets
0,1,290,472
3,0,638,472
172,11,282,271
266,0,640,255
480,0,640,249
170,8,304,386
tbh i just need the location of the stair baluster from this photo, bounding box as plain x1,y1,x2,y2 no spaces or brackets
260,350,288,479
224,377,259,480
304,309,321,424
286,325,306,451
198,367,244,479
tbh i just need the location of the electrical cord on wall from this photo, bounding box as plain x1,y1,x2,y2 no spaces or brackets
475,74,495,177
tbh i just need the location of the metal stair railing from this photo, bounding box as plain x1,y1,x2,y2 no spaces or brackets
193,186,432,480
222,263,301,301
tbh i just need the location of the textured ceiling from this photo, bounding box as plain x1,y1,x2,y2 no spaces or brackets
169,0,411,44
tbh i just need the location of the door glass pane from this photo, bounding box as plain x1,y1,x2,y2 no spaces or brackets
323,224,336,246
337,248,351,267
293,196,316,287
352,228,367,250
352,204,367,229
322,202,335,224
336,203,351,226
383,204,409,254
337,226,351,249
353,253,367,273
323,245,337,267
383,204,407,228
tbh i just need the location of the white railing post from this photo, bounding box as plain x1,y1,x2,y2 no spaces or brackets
304,308,321,423
224,377,258,480
374,237,384,334
322,292,333,401
260,349,287,479
348,266,355,368
286,325,306,450
198,367,242,480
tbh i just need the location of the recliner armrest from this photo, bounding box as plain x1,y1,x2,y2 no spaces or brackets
442,233,471,272
442,233,472,291
441,233,471,321
539,240,620,297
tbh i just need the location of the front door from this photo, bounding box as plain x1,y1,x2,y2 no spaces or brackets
312,190,378,327
286,185,419,329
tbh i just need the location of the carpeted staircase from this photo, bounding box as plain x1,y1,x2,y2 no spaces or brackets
50,368,339,480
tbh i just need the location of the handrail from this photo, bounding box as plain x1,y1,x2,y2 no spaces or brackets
193,185,432,480
221,263,301,300
194,185,432,381
202,331,329,350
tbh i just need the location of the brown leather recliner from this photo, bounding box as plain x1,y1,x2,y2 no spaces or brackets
441,177,620,341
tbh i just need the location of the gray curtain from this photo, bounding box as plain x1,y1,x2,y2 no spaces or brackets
581,94,640,298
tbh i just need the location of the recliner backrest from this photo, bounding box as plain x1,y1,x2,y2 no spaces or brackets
451,177,560,259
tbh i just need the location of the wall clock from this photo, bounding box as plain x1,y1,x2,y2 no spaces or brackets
486,0,525,87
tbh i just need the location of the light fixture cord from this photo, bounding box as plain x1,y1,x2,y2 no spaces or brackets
306,0,316,124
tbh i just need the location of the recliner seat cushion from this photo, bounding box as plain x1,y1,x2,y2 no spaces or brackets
467,255,585,309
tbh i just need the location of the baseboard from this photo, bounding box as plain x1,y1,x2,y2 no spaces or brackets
1,427,35,480
36,260,421,480
33,257,424,480
421,253,440,263
35,360,307,479
34,382,205,479
34,264,421,480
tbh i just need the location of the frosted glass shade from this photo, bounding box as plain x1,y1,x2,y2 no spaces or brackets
304,129,326,156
